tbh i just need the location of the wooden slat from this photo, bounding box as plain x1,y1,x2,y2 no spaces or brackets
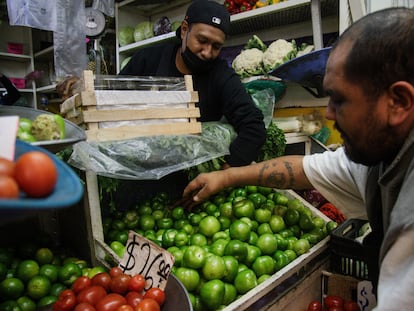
87,90,199,106
85,122,202,142
82,107,200,122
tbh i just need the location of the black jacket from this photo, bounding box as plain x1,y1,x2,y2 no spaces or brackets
120,43,266,166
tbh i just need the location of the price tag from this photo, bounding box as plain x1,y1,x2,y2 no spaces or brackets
357,280,377,311
119,230,175,290
0,116,19,160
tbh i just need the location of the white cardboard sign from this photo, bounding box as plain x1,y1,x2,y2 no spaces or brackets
119,230,175,290
0,116,19,160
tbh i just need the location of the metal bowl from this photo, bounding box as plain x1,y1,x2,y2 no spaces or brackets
0,105,86,153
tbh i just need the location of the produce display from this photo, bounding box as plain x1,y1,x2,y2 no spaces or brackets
306,295,361,311
17,114,66,143
0,151,57,199
0,238,166,311
102,186,337,310
53,267,166,311
224,0,286,15
0,239,107,310
118,16,179,47
232,35,313,79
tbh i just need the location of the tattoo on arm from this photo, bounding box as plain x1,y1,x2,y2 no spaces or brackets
258,161,295,189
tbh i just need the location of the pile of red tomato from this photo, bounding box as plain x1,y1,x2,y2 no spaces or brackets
0,151,57,199
307,295,360,311
54,267,165,311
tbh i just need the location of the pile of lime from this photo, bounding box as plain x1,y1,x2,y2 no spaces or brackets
103,186,337,310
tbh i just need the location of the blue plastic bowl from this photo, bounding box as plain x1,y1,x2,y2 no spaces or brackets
0,140,84,224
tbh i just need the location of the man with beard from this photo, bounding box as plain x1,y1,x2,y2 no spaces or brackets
182,7,414,310
120,0,266,168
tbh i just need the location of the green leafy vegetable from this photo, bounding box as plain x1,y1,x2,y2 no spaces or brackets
257,121,286,162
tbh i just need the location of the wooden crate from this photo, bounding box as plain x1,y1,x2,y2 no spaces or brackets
61,70,201,141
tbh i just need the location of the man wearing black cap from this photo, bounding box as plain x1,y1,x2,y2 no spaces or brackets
120,0,266,168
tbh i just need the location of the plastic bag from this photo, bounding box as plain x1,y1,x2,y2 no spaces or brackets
251,88,275,128
93,0,114,17
68,122,236,180
54,0,87,79
6,0,57,31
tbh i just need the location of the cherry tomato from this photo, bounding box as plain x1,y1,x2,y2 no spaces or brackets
135,298,160,311
328,307,344,311
109,267,123,278
95,293,127,311
72,276,92,294
74,302,97,311
143,288,165,306
344,301,360,311
110,274,131,295
53,289,77,311
116,305,134,311
15,151,57,197
325,296,344,308
0,175,19,198
77,285,107,305
92,272,112,291
307,300,322,311
0,158,15,177
128,274,146,293
125,291,143,308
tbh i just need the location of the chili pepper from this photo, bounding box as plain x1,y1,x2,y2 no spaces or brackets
240,1,253,11
224,0,236,11
319,202,346,224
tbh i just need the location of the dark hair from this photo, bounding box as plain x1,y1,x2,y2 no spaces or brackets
335,7,414,99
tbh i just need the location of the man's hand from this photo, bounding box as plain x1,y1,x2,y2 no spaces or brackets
182,170,229,206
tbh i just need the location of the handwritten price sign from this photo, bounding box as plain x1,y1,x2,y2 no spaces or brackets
119,230,175,290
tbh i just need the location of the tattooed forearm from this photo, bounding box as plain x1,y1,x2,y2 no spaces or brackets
257,160,295,189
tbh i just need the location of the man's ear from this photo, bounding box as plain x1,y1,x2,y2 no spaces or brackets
180,21,189,40
387,81,414,126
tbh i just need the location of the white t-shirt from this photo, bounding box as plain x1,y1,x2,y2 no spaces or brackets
302,147,368,219
303,147,414,310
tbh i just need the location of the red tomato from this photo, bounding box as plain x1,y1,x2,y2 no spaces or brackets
72,276,92,294
0,157,15,177
15,151,57,197
344,301,360,311
116,305,134,311
135,299,160,311
143,288,165,306
125,291,143,308
53,289,77,311
92,272,112,291
109,267,123,278
307,300,322,311
74,302,97,311
110,274,131,295
95,293,127,311
328,307,344,311
128,274,146,293
324,296,344,308
77,285,107,306
0,175,19,198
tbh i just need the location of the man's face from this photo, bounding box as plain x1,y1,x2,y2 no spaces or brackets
181,22,225,60
323,41,400,165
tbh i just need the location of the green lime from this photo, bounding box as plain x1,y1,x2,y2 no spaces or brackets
0,277,24,299
17,260,40,283
234,269,257,295
27,275,51,300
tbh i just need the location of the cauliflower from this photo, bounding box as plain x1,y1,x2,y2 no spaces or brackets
232,48,265,78
31,114,65,141
263,39,297,73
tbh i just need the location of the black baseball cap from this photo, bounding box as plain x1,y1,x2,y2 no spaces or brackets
176,0,231,38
